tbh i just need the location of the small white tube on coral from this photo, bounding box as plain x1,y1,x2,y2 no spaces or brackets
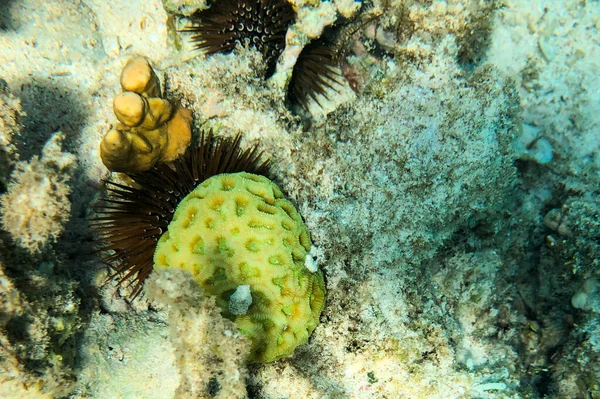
229,285,252,315
304,254,318,273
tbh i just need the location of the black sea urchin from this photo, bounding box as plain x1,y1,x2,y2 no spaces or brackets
183,0,295,76
91,131,270,298
287,39,344,111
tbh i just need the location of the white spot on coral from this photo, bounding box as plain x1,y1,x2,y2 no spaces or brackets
304,245,324,273
229,285,252,315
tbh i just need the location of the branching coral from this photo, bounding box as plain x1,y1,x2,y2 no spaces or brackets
0,132,76,253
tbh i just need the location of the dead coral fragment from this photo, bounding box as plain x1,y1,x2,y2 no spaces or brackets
182,0,295,76
0,132,76,253
100,57,192,174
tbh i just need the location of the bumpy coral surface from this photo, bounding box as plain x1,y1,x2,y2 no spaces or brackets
154,172,325,362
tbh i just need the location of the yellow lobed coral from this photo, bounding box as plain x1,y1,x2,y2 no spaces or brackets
153,172,325,362
99,57,192,174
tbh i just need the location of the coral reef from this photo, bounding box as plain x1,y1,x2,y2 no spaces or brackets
484,1,600,394
164,0,359,105
72,306,179,399
0,256,81,398
0,262,54,399
532,193,600,395
301,53,518,267
99,57,192,173
73,266,250,399
0,132,76,253
0,0,599,397
154,172,326,362
488,0,600,177
164,0,526,392
249,52,522,399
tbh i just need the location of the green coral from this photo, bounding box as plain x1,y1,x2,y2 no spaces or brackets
154,172,325,362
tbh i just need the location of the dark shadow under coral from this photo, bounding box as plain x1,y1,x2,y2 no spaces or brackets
13,79,88,161
0,76,95,381
0,0,19,31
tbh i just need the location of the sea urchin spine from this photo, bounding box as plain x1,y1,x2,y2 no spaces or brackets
183,0,295,76
287,39,345,111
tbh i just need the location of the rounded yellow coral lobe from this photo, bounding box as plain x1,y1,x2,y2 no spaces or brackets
153,172,325,362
